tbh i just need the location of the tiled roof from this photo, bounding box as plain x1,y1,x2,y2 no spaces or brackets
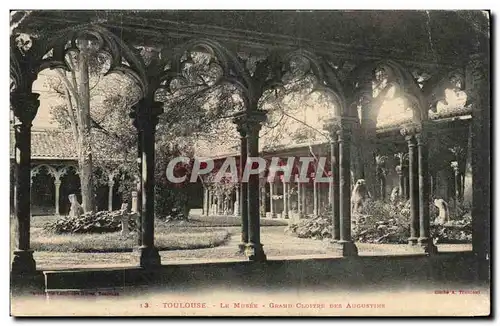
376,105,472,131
10,129,78,160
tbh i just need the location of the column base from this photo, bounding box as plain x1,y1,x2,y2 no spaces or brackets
138,246,161,268
271,213,277,219
408,237,419,245
11,249,36,274
245,242,267,261
332,240,358,257
237,242,247,253
418,237,438,255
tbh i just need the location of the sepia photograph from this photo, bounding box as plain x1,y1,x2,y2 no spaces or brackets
8,7,491,317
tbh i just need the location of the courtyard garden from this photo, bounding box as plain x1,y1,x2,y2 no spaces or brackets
13,213,287,254
286,199,473,244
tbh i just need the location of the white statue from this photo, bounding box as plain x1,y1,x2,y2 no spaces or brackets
233,201,239,216
390,186,401,204
68,194,84,218
119,203,129,235
433,198,450,225
351,179,370,214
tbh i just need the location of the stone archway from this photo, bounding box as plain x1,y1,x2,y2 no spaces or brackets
30,165,55,215
59,167,81,216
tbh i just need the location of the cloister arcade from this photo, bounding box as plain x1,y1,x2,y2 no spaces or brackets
10,11,489,279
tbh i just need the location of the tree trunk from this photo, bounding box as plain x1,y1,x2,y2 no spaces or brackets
78,42,94,212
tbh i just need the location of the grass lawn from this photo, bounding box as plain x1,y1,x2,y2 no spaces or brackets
16,215,233,253
174,214,289,227
30,228,231,253
11,213,287,253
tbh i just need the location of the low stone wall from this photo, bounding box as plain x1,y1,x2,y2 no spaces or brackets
25,251,483,294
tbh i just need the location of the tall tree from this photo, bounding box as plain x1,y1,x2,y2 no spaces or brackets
44,41,140,212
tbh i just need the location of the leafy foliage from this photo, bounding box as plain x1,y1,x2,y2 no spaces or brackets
44,210,137,234
286,200,472,244
431,213,472,244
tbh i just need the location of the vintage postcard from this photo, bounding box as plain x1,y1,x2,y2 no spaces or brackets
9,9,491,317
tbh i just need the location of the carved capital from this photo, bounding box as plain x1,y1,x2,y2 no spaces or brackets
232,109,267,136
415,126,431,145
323,117,342,140
11,92,39,126
450,161,460,173
10,34,41,93
394,152,409,166
400,123,421,138
395,165,403,175
336,117,357,142
130,99,164,132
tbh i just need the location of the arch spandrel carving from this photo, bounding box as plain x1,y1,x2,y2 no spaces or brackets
36,24,150,99
10,33,43,98
279,50,346,117
421,69,466,113
343,59,429,125
163,39,257,110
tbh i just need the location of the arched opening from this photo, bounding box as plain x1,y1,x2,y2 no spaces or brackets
31,165,55,216
59,167,81,216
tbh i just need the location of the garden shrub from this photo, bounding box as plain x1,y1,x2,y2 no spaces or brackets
431,213,472,244
286,199,472,244
44,210,137,234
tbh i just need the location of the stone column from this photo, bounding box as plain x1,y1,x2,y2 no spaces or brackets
295,174,302,218
54,176,61,216
301,183,307,216
234,185,240,216
203,186,209,216
334,119,358,256
395,165,404,201
269,181,276,218
207,189,212,216
11,92,39,273
260,184,267,218
416,130,438,254
217,193,223,215
135,127,143,246
467,52,490,280
228,194,233,216
451,161,461,203
235,124,249,251
282,179,289,219
331,136,340,241
317,179,323,213
130,99,163,268
131,191,138,213
324,117,342,242
312,174,318,216
328,175,333,206
234,110,267,261
402,172,408,200
401,125,420,245
108,173,115,212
